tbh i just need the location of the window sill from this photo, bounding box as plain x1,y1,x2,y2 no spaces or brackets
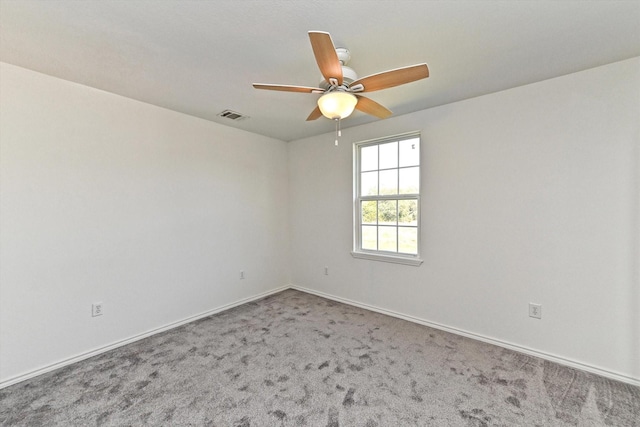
351,251,423,266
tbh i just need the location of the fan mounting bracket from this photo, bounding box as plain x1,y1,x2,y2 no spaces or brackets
335,47,351,65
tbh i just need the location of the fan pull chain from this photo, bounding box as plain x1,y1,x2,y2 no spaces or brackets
334,118,341,146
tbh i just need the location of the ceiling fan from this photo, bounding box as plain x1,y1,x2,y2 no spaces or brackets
253,31,429,122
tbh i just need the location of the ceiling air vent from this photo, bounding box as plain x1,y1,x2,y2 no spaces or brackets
218,109,248,121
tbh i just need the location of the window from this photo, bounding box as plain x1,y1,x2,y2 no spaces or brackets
352,132,423,266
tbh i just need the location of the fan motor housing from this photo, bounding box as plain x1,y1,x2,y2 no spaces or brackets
320,65,358,90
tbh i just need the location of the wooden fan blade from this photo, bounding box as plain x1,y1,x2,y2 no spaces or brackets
253,83,324,93
306,105,323,121
355,95,393,119
350,64,429,92
308,31,343,86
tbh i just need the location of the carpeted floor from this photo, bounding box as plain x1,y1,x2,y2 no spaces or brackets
1,289,638,426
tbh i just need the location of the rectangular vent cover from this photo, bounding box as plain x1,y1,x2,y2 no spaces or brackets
218,110,248,121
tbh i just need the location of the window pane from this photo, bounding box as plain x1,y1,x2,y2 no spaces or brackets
399,138,420,167
399,167,419,194
361,201,377,224
361,171,378,196
378,200,397,225
398,227,418,254
355,134,421,260
379,169,398,195
378,141,398,170
398,200,418,225
360,145,378,172
362,226,377,250
378,226,397,252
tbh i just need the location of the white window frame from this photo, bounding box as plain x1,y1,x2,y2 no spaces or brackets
352,131,424,266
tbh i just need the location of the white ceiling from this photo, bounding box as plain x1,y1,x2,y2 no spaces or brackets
1,0,639,142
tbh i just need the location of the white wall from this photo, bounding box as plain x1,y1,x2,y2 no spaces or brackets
2,57,638,387
0,62,290,384
288,58,640,383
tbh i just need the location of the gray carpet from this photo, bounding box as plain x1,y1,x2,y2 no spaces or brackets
1,289,638,426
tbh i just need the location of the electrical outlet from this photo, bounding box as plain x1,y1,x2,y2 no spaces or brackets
324,266,329,275
240,270,245,279
529,303,542,319
92,303,103,317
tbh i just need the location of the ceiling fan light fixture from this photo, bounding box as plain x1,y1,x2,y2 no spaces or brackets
317,91,357,120
253,31,429,124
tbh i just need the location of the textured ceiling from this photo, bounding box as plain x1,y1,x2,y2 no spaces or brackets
1,0,639,142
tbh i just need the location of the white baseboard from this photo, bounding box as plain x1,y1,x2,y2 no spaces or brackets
4,284,637,389
291,285,640,387
0,286,289,389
